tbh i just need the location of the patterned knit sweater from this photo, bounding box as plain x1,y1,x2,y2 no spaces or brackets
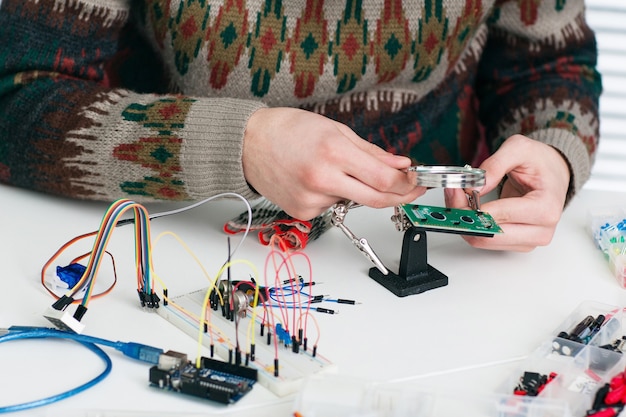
0,0,601,205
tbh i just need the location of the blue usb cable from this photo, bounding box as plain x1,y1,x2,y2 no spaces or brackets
0,326,163,413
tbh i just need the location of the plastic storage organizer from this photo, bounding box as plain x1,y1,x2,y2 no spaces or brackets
293,300,626,417
589,207,626,288
495,300,626,417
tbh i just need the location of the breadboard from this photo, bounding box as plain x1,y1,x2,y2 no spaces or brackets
156,288,336,397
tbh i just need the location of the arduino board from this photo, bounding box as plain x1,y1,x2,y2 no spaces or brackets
149,353,257,404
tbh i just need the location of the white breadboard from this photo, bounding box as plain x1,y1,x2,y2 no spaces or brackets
156,288,336,397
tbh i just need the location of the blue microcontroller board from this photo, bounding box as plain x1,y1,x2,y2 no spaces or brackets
149,356,257,404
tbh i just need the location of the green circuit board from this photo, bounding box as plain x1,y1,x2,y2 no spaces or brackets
399,204,503,237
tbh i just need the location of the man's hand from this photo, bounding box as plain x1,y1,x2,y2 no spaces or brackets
243,107,426,220
444,134,571,251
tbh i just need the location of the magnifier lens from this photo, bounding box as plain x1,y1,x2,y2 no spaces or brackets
408,165,485,188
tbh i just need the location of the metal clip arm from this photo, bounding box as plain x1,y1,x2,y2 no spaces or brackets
332,202,389,275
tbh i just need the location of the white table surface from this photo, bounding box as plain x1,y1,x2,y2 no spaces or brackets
1,184,625,416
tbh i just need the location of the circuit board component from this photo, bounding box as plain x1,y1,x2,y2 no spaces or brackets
149,351,258,404
399,204,503,237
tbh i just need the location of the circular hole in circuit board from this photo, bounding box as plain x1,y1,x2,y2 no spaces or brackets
460,215,474,224
429,211,446,221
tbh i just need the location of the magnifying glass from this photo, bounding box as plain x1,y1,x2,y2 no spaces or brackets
407,164,485,188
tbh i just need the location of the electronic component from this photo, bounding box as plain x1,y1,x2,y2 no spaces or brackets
51,263,86,290
513,371,558,397
149,351,257,405
156,288,336,397
43,306,86,334
215,280,269,319
399,204,503,237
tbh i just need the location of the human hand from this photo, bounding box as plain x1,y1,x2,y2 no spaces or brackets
242,107,426,220
444,134,571,251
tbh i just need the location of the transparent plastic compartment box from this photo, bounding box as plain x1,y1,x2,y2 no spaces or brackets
495,300,626,417
293,301,626,417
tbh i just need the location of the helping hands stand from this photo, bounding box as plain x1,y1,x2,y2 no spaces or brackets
332,202,448,298
332,166,491,297
368,226,447,297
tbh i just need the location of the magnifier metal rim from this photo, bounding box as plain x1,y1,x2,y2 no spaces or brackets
408,165,485,188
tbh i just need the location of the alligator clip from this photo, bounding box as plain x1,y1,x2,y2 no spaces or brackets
331,201,388,275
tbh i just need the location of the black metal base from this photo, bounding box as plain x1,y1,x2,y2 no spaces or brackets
368,227,448,297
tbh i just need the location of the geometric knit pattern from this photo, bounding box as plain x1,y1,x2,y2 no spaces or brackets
0,0,602,205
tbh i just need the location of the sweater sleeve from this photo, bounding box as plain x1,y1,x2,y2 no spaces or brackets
476,0,602,203
0,0,265,203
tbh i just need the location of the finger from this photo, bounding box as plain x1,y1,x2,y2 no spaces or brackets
460,197,560,251
336,123,414,169
479,158,510,194
330,172,427,209
444,180,545,225
444,186,558,250
339,147,424,196
477,136,536,193
358,140,413,169
288,161,426,217
317,122,424,201
268,188,339,221
444,188,471,209
480,195,561,229
461,235,535,252
461,221,555,251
